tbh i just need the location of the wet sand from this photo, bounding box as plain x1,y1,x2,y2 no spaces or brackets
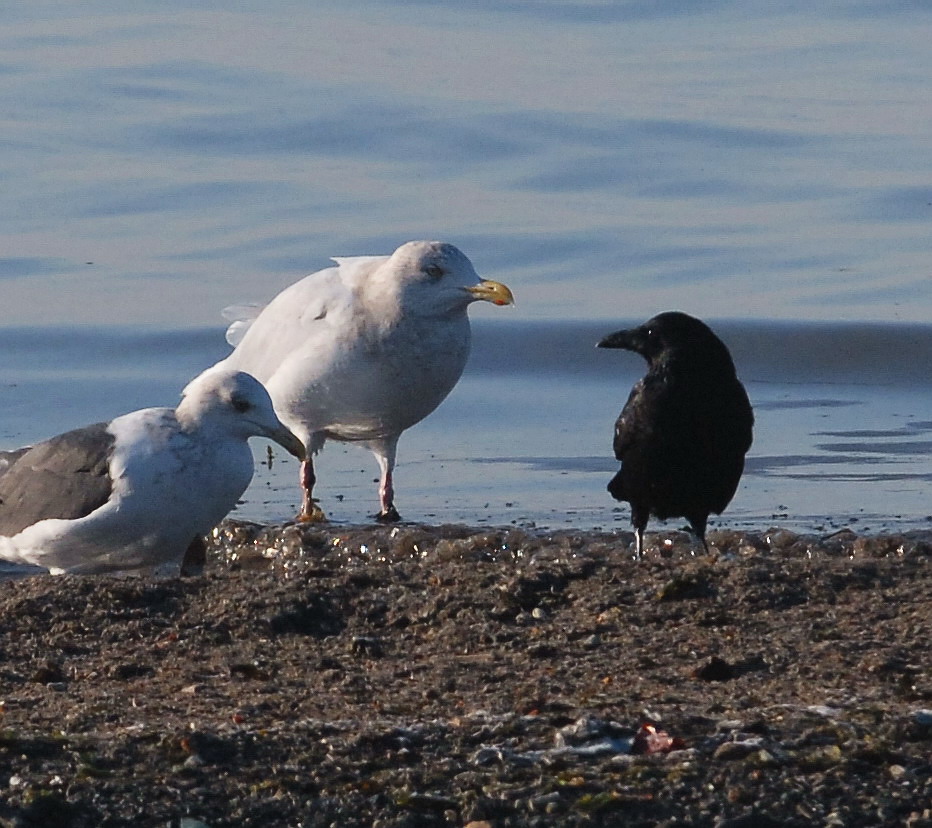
0,520,929,827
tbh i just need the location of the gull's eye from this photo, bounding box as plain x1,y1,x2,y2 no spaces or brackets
424,263,444,280
231,395,251,413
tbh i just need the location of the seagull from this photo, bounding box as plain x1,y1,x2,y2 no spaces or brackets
0,369,305,575
205,240,514,522
598,311,753,559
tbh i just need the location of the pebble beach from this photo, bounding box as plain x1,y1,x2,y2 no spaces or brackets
0,519,929,826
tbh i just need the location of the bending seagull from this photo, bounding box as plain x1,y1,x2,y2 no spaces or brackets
205,240,514,522
0,369,304,575
598,311,753,559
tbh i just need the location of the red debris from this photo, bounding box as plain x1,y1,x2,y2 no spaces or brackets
631,723,686,755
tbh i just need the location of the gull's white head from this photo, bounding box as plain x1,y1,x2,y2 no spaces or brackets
178,369,305,459
375,241,514,318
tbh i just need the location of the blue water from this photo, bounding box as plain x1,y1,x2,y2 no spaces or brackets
1,3,931,534
1,321,930,535
1,3,931,328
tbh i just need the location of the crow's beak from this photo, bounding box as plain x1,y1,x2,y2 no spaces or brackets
597,329,635,350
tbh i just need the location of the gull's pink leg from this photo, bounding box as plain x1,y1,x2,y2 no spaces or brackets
298,457,326,522
377,468,400,522
373,441,401,523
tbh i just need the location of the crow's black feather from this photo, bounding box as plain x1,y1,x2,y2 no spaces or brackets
598,311,753,557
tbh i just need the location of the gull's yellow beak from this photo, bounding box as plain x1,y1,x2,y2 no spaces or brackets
465,280,515,307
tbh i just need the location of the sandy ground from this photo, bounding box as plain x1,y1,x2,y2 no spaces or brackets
0,519,930,827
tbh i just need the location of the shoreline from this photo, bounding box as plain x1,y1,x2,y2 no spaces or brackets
206,517,932,573
2,518,932,582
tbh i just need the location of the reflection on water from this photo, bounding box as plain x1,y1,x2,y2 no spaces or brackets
0,320,929,535
757,400,861,411
2,1,931,582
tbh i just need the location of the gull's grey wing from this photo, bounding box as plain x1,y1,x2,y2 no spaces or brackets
0,447,30,476
0,423,114,536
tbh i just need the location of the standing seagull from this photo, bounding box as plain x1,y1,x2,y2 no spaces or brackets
205,240,514,522
0,370,304,575
598,312,753,559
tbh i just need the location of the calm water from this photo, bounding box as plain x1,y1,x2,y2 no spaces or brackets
1,3,931,538
1,320,930,536
1,3,931,328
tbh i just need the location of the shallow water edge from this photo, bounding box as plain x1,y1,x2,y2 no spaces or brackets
3,516,931,582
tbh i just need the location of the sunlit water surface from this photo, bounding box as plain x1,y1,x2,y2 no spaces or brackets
1,3,931,568
1,321,929,538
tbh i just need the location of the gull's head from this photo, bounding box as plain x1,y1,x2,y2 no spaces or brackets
381,241,514,317
178,369,306,459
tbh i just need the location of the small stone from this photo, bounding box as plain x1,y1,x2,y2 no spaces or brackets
470,746,512,766
228,662,271,680
30,661,65,684
713,741,760,761
695,656,738,682
797,744,842,770
765,529,798,549
110,662,154,681
914,709,932,726
556,714,610,747
350,636,383,657
528,791,562,812
745,749,781,768
716,814,784,828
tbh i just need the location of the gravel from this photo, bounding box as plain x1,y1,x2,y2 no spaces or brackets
0,520,929,827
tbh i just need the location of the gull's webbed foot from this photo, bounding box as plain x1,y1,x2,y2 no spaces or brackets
298,499,327,523
374,505,401,523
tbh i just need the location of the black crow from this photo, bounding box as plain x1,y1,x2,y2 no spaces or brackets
598,311,753,558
